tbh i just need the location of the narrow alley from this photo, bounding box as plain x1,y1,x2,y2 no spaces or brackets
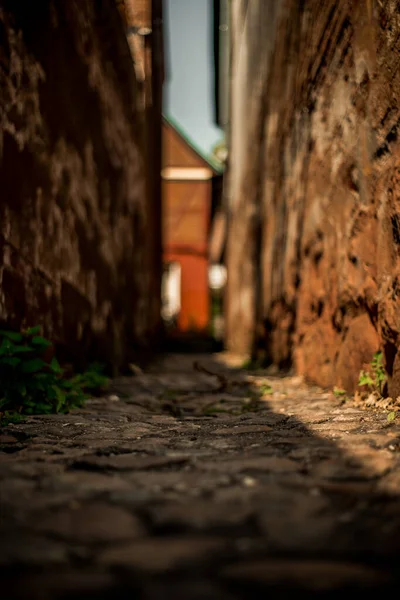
3,1,400,597
1,353,400,598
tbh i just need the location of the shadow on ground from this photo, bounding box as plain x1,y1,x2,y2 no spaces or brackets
1,351,400,599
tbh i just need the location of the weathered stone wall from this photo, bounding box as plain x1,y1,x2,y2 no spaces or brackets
226,0,400,393
0,0,161,371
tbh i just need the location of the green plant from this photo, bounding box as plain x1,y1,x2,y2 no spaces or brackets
387,411,396,423
71,362,109,394
333,387,347,397
0,327,109,424
0,411,23,425
202,405,229,416
358,351,387,396
259,383,273,396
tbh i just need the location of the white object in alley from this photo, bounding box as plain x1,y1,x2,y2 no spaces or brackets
161,262,181,322
209,264,227,291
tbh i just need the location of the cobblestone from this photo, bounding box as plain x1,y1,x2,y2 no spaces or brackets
1,353,400,598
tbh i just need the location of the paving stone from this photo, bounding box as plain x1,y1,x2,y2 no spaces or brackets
147,500,254,531
125,471,231,496
2,352,400,596
213,425,272,435
0,434,20,444
311,422,362,433
378,469,400,493
257,497,334,551
0,533,69,565
141,580,236,600
71,453,190,472
220,559,391,590
198,456,302,474
32,502,145,543
2,571,119,599
315,480,378,496
98,536,227,571
48,471,134,494
312,452,393,481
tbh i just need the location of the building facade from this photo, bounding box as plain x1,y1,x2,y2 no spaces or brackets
162,117,222,337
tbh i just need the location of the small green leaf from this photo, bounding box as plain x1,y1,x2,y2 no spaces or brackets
358,370,374,388
35,372,53,381
0,410,23,424
12,345,33,354
0,356,21,367
333,387,347,397
0,339,13,355
16,383,27,397
21,358,47,373
46,386,57,399
87,362,105,374
259,384,273,395
35,403,52,414
50,357,63,374
25,326,41,336
59,379,74,390
387,411,396,422
0,330,23,342
31,336,52,348
53,386,66,411
23,399,36,408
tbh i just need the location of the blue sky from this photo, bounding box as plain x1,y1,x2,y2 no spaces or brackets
163,0,223,156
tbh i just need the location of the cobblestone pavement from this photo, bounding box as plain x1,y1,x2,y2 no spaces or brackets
1,353,400,599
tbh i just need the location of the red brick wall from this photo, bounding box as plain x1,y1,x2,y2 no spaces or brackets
226,0,400,394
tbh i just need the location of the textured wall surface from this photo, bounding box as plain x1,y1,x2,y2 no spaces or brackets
0,0,161,371
226,0,400,393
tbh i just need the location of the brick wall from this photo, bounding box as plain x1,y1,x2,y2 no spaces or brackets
226,0,400,394
0,0,162,371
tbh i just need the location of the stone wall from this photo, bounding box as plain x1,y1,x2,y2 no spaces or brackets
226,0,400,394
0,0,162,371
